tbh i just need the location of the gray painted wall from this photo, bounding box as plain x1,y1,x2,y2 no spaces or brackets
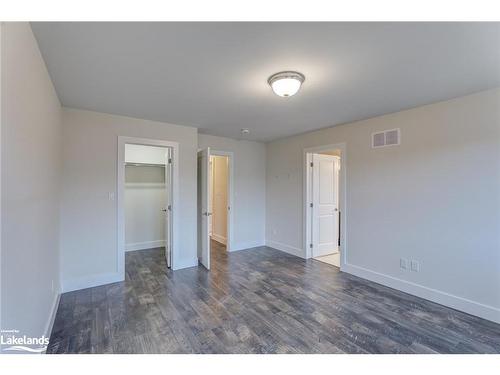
198,134,266,250
1,23,62,340
60,108,198,291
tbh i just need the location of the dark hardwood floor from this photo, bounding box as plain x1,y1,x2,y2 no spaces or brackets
47,241,500,353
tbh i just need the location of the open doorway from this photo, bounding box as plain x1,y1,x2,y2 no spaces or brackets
210,154,229,253
124,144,173,266
197,148,233,270
117,137,179,278
304,144,345,269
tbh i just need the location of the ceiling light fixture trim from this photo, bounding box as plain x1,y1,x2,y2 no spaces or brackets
268,71,305,97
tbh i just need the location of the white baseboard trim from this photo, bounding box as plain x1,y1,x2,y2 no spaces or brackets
62,256,198,292
342,263,500,324
230,240,265,252
62,272,123,293
44,291,61,342
266,240,305,259
125,240,165,252
210,234,227,245
173,258,198,270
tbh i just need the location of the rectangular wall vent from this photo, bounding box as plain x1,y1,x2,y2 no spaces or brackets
372,128,400,148
372,132,385,147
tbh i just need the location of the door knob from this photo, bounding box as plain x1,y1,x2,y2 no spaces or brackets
203,212,212,216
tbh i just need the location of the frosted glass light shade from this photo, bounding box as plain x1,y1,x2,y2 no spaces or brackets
268,71,305,97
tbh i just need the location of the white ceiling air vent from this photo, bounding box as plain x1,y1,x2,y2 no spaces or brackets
372,128,400,148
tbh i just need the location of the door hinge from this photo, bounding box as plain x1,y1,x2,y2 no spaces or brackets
310,162,313,167
309,243,313,249
309,203,313,208
168,158,172,164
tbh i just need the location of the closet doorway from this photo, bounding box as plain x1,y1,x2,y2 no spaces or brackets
197,148,233,270
117,137,179,278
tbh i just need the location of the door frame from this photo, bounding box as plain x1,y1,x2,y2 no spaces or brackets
117,136,180,279
303,143,347,269
311,153,340,257
209,150,234,252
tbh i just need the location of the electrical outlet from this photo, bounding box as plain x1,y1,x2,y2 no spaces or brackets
410,260,420,272
400,258,408,270
108,192,115,201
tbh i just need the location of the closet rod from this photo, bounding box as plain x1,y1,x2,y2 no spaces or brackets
125,162,165,168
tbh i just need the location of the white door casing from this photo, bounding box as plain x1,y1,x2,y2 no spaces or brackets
118,136,179,277
208,157,214,237
312,154,340,257
164,147,173,268
197,148,211,269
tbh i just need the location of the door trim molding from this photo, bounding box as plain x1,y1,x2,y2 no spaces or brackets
117,136,180,277
303,143,347,270
311,153,340,257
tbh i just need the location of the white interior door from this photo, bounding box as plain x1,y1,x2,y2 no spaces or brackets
164,147,173,268
312,154,340,257
197,148,211,270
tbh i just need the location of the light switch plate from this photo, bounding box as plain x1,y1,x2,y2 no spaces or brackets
410,260,420,272
400,258,408,270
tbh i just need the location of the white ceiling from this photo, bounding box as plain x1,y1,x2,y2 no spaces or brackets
31,22,500,142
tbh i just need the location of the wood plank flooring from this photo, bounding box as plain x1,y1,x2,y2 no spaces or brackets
47,241,500,353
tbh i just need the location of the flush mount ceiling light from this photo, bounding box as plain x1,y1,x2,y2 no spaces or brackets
268,71,305,97
241,128,250,134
